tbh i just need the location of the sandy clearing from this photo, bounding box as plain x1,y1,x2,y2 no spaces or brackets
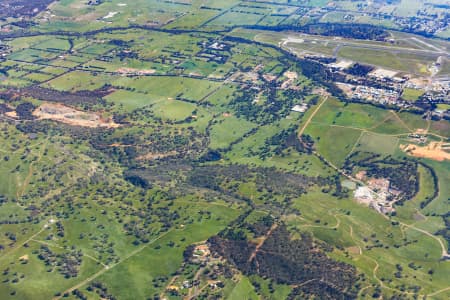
346,246,361,255
33,103,119,128
103,12,118,19
75,12,101,22
401,142,450,161
414,128,428,135
117,67,156,75
5,111,18,118
370,68,398,79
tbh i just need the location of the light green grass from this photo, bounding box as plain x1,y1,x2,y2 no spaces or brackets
209,116,256,150
151,99,197,121
305,123,361,167
354,132,399,155
105,90,154,111
402,88,425,101
227,276,258,300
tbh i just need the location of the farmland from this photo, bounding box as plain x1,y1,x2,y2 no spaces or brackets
0,0,448,300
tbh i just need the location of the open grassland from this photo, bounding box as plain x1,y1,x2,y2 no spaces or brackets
151,99,197,121
300,97,431,165
90,203,239,300
0,241,103,300
112,76,221,101
311,98,391,129
401,88,425,101
354,132,399,155
286,187,450,298
293,96,450,296
421,160,450,215
305,123,361,167
209,116,256,150
227,276,258,300
338,46,433,75
43,71,114,92
104,90,154,112
0,172,241,300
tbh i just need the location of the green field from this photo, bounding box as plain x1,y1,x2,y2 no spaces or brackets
209,116,256,150
402,88,425,101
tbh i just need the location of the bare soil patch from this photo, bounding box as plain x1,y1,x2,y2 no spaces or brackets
401,142,450,161
414,128,427,135
33,103,119,128
19,254,29,261
4,111,18,118
346,246,361,255
117,68,156,75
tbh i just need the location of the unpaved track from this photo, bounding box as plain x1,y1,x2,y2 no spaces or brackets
248,223,278,264
298,96,328,137
54,229,175,300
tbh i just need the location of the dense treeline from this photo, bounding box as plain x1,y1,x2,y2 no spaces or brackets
15,103,35,120
208,220,359,299
417,162,439,209
244,23,389,41
345,63,375,76
186,164,324,200
124,162,340,215
257,124,312,159
436,212,450,252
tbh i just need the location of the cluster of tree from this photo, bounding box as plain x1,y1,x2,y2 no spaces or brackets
4,232,16,244
436,212,450,252
91,123,206,166
21,86,112,107
208,220,359,299
295,59,347,99
187,164,320,202
35,246,83,278
108,39,129,47
257,125,312,159
55,221,65,238
246,214,274,237
229,84,300,125
244,23,389,41
15,102,36,120
71,289,88,300
86,281,116,300
198,149,222,162
123,172,151,189
344,63,375,77
0,103,12,114
304,55,336,64
123,217,158,245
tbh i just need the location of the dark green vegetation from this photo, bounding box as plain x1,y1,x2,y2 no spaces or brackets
0,1,448,300
209,218,359,299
